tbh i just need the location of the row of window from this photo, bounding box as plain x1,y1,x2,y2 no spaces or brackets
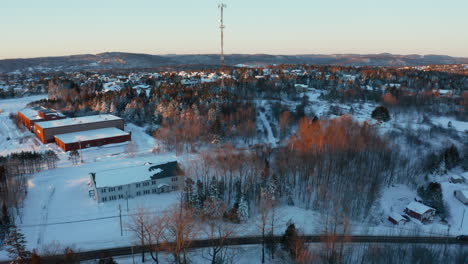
101,194,124,202
135,178,178,188
100,186,123,193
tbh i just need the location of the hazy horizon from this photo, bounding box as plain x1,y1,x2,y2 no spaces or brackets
1,0,467,59
2,51,468,61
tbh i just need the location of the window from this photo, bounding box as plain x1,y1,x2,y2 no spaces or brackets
102,197,107,202
118,194,123,199
101,188,106,193
143,190,150,195
152,189,157,194
171,177,178,182
136,191,141,196
118,186,123,191
143,182,150,187
109,187,115,192
152,180,156,185
136,183,141,188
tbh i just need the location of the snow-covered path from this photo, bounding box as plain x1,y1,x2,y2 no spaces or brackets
258,111,277,147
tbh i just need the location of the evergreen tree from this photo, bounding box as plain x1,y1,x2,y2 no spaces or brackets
208,176,219,199
4,225,30,263
371,106,390,122
237,195,249,222
443,145,460,170
1,201,10,240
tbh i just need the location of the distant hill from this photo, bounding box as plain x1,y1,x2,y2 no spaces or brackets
1,52,468,73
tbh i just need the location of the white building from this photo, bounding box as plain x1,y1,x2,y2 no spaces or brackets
89,161,184,203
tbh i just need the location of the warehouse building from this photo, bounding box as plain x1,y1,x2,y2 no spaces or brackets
54,127,131,151
34,114,124,143
17,107,65,131
89,161,184,203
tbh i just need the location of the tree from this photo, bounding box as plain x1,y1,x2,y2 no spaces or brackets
371,106,390,122
162,204,199,264
281,223,313,263
127,207,152,263
4,225,30,263
1,201,10,239
279,111,291,140
417,182,448,220
44,150,59,169
443,145,460,170
237,195,249,222
30,249,41,264
125,141,138,158
68,150,80,165
257,190,273,264
201,199,235,264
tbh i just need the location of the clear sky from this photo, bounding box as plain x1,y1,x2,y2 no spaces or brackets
1,0,467,59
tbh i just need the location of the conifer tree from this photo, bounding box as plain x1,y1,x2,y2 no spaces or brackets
4,225,30,263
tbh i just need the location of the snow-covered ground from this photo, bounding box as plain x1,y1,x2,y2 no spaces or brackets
1,94,467,261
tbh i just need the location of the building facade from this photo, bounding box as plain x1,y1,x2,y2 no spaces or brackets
34,114,124,143
89,161,183,203
54,127,131,151
404,201,436,223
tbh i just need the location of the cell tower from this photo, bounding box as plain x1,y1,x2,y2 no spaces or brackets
218,3,227,87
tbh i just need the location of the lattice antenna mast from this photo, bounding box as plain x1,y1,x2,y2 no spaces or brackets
218,3,227,87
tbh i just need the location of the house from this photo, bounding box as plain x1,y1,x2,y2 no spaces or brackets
404,201,436,223
34,114,124,143
388,213,408,225
450,175,466,184
89,161,184,203
454,190,468,205
54,127,131,152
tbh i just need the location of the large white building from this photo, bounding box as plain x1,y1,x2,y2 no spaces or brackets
89,161,184,203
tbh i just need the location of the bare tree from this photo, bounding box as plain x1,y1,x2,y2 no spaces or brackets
162,204,199,264
127,207,152,263
125,141,138,158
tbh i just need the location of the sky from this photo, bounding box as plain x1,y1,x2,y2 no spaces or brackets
1,0,467,59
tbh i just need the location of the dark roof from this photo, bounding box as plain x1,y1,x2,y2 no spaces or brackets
149,161,183,180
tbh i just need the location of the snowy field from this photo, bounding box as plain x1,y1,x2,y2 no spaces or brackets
0,95,467,261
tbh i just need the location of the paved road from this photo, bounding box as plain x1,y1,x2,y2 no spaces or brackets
1,235,466,263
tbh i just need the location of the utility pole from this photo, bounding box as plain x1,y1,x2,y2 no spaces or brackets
218,3,227,88
119,204,123,236
461,208,466,229
79,140,84,163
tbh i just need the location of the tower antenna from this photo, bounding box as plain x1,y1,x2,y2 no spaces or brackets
218,3,227,88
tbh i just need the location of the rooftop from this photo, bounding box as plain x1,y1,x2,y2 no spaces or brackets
92,160,181,188
19,108,41,120
406,201,435,215
54,127,129,144
36,114,122,129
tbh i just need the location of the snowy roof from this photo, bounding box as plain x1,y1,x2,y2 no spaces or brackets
19,108,41,120
406,201,434,215
54,127,129,144
93,164,161,188
92,160,180,188
37,114,122,129
461,190,468,198
389,212,405,222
